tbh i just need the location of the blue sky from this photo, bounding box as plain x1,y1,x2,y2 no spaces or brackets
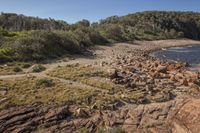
0,0,199,23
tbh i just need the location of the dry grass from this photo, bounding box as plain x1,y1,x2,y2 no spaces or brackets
0,76,121,109
48,64,147,105
49,64,109,81
0,76,100,109
48,64,122,91
0,64,148,110
0,62,32,75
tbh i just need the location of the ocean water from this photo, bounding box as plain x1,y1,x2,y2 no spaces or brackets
152,45,200,72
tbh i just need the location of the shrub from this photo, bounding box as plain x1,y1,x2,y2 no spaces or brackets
13,66,22,72
32,65,46,73
21,63,31,68
36,78,54,87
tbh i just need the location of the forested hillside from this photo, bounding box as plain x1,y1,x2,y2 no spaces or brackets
97,11,200,40
0,11,200,63
0,12,69,31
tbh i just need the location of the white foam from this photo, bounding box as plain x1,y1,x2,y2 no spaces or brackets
162,49,194,53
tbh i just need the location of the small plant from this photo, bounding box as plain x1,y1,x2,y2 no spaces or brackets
98,127,126,133
32,65,46,73
78,127,89,133
36,78,54,87
21,63,31,68
13,66,22,72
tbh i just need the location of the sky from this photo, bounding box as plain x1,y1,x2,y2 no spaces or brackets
0,0,200,23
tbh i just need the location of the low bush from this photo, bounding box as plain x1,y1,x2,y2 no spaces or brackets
13,66,22,72
0,48,14,64
32,65,46,73
21,63,31,68
36,78,54,87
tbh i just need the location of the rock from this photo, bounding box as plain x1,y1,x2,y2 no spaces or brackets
0,87,8,96
75,108,89,118
100,61,107,66
189,83,200,93
170,75,176,81
157,66,167,73
108,69,118,79
167,64,176,71
45,105,69,120
171,99,200,133
182,79,189,86
0,98,8,104
0,90,7,96
150,92,172,103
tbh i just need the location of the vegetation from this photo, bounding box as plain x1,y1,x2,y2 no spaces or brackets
0,64,148,109
0,12,69,31
48,64,148,107
0,11,200,63
13,66,22,72
36,78,54,87
32,65,46,73
0,62,29,75
0,77,99,109
97,11,200,41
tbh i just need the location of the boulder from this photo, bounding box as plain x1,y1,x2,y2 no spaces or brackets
157,66,167,73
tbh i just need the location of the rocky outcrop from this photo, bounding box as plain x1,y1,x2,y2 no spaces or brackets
1,98,200,133
171,99,200,133
110,54,200,104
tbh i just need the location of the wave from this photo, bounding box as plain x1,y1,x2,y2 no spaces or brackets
162,49,196,53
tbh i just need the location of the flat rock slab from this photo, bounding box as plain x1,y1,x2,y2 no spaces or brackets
171,99,200,133
1,98,200,133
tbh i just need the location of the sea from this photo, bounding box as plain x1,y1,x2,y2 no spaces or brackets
152,45,200,72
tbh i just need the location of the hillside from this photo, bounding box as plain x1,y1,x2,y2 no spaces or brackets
0,11,200,63
0,12,69,31
98,11,200,40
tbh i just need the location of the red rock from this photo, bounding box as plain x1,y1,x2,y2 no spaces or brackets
182,79,189,86
75,108,89,118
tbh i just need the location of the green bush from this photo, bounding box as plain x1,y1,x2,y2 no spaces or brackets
32,65,46,73
21,63,32,68
0,48,14,64
36,78,54,87
13,66,22,72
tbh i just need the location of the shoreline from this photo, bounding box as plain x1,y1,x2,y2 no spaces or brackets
0,39,200,133
143,41,200,71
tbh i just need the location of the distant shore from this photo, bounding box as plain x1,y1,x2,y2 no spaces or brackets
132,39,200,53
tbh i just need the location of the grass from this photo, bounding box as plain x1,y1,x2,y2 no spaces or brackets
0,64,148,110
0,76,100,109
0,62,32,75
48,64,115,90
48,64,147,105
49,64,108,80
